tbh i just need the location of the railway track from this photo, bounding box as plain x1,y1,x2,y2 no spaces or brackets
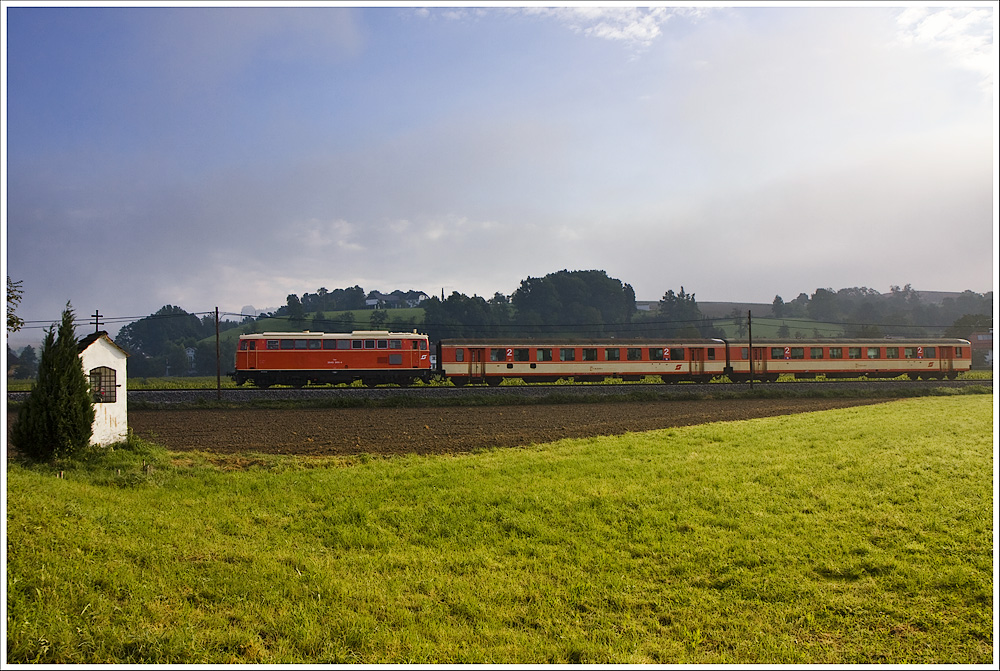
8,378,990,405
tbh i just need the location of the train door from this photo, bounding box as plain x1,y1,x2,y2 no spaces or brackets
751,347,768,378
939,346,954,375
690,348,705,377
469,348,486,383
244,340,259,369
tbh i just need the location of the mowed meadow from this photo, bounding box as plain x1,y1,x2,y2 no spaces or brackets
5,395,994,664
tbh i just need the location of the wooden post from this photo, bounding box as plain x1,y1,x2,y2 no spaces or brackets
216,307,222,401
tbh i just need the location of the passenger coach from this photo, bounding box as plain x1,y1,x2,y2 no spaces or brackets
233,330,431,387
437,338,732,385
437,337,971,385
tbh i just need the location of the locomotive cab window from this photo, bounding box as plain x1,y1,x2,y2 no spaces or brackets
239,340,255,351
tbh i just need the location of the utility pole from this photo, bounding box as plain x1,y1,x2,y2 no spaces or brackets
215,307,222,401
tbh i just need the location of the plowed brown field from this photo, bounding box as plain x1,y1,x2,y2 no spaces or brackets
124,398,892,457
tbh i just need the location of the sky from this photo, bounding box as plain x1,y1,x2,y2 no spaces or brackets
3,2,997,345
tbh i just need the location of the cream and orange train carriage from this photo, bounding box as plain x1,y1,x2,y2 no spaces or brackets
436,338,972,385
233,330,431,388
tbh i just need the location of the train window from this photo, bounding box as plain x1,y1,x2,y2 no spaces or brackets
266,340,279,350
377,340,388,349
707,349,716,360
627,348,642,361
337,339,351,349
352,340,363,349
649,348,664,360
322,340,336,350
904,347,918,358
770,348,784,359
280,340,294,350
886,347,899,359
295,340,309,349
582,348,598,361
389,340,402,349
848,348,862,359
810,347,823,359
956,347,963,356
455,348,465,362
790,348,804,359
364,340,376,349
867,347,880,359
513,349,530,361
925,347,936,358
307,340,322,349
829,347,842,359
560,348,576,362
537,348,553,362
741,348,749,360
670,348,685,360
490,348,506,362
605,348,621,361
89,366,116,403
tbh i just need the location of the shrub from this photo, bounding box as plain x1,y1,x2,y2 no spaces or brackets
10,304,94,461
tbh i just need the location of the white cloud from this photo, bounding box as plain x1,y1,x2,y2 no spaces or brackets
894,6,995,91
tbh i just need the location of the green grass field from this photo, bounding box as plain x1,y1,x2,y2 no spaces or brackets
5,395,994,663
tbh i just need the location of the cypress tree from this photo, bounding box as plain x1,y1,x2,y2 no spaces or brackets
11,304,95,461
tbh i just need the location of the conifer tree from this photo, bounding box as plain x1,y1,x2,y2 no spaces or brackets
11,304,94,461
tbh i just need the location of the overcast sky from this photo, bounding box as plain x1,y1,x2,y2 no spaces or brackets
3,2,996,344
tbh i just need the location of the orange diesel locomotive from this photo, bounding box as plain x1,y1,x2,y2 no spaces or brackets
233,330,431,387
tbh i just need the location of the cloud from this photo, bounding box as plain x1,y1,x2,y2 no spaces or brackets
894,6,995,91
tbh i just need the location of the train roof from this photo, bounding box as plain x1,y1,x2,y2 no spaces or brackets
438,337,971,346
241,330,427,338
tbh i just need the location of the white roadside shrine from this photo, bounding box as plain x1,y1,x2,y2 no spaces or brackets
77,331,129,445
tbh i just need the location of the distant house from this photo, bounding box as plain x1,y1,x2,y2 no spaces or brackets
969,330,993,368
77,331,129,446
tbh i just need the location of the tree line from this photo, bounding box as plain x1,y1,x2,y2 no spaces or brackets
7,272,993,378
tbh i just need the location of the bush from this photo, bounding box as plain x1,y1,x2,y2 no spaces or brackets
10,304,94,461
